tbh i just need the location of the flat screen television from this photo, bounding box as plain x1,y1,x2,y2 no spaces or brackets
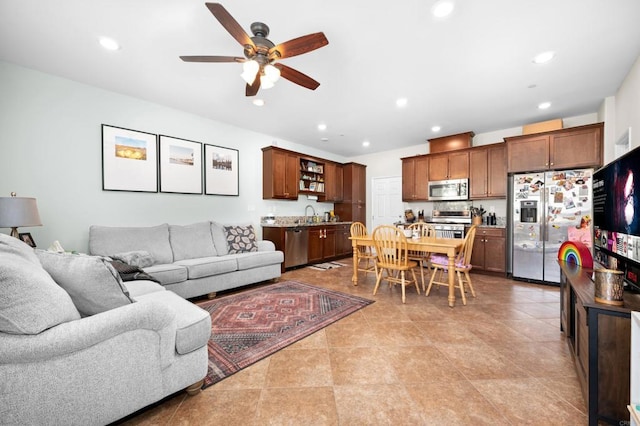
593,144,640,290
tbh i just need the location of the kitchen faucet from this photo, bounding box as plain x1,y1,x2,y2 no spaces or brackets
304,204,316,223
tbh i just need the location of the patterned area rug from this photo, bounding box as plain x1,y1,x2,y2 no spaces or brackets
308,261,347,271
197,280,373,388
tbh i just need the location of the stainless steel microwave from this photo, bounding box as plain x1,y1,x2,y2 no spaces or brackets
428,178,469,201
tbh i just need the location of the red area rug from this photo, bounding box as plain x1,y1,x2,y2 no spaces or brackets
197,280,373,388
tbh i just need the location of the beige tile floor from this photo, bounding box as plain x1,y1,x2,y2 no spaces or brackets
119,262,587,425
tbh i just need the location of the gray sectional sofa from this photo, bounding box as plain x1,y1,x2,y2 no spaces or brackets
0,233,211,425
88,221,284,299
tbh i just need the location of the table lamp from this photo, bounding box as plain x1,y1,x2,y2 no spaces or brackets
0,192,42,238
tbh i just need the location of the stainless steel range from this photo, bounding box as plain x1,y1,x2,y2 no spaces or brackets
428,209,471,239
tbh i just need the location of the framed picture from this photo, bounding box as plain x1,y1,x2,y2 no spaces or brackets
159,135,203,194
102,124,158,192
204,144,239,196
18,232,36,248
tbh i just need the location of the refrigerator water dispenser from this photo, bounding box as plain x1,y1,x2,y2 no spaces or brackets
520,200,538,223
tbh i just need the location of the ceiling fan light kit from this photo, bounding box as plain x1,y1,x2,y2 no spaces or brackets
180,3,328,96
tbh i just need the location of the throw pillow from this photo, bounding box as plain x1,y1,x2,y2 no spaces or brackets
224,225,258,254
36,250,133,316
0,234,81,334
169,222,217,261
110,250,155,268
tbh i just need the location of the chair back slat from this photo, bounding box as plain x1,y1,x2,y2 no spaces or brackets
372,225,409,268
408,222,436,238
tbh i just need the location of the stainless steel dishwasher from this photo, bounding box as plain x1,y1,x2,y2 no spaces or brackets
284,227,309,268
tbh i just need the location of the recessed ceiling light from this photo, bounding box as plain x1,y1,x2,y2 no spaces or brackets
538,102,551,110
99,37,120,51
253,99,265,106
321,137,329,142
317,123,327,131
533,51,555,64
396,98,408,108
432,1,455,18
431,126,441,132
362,141,370,147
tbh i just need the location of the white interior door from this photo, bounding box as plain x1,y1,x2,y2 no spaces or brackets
371,176,403,230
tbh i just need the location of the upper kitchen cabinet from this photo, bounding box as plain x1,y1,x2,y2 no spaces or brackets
262,147,299,200
506,123,603,173
469,143,506,199
401,155,429,201
321,162,343,202
342,162,367,204
428,150,469,181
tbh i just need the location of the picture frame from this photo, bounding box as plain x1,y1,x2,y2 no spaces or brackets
159,135,203,194
102,124,158,192
18,232,36,248
204,144,239,196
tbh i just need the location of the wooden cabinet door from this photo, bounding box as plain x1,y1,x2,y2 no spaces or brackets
308,228,324,263
487,144,506,197
402,156,429,201
323,227,337,259
469,148,488,199
550,125,603,170
323,162,341,202
335,225,351,257
484,234,506,273
470,233,485,270
263,148,298,199
448,151,469,179
507,135,549,173
428,154,449,181
354,164,366,204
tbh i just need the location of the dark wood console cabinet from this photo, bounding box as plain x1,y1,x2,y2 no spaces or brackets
559,261,640,425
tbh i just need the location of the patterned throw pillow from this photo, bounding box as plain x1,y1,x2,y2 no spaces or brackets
224,225,258,254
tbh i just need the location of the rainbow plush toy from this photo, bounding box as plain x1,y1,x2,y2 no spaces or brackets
557,241,593,269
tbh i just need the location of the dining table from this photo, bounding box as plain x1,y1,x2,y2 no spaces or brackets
349,234,464,307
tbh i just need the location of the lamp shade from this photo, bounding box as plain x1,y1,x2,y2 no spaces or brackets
0,197,42,228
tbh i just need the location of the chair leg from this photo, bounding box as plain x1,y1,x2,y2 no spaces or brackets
373,267,384,295
411,268,420,295
426,266,438,296
400,271,406,304
456,270,467,305
465,271,476,297
418,260,425,292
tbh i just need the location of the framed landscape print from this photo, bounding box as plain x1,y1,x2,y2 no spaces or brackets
102,124,158,192
204,144,239,196
159,135,203,194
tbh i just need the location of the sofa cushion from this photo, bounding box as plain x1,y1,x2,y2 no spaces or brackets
224,225,258,254
174,256,238,279
36,251,133,316
210,222,228,256
0,234,81,334
134,290,211,355
143,264,188,285
229,251,285,270
169,222,217,261
89,224,173,264
110,250,155,268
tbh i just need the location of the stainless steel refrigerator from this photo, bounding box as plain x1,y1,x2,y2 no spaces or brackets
511,168,594,284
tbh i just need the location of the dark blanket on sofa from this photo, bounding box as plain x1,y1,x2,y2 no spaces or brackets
109,260,160,284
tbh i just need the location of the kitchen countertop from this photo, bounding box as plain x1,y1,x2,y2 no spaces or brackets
261,221,353,228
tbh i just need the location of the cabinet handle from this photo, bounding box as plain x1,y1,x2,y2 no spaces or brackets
550,162,554,166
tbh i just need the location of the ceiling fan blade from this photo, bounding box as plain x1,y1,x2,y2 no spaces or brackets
269,32,328,59
274,63,320,90
206,3,255,49
180,55,243,63
245,70,261,96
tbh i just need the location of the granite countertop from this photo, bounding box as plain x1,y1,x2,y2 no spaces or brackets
261,221,353,228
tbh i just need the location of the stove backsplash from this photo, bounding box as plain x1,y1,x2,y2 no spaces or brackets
432,201,472,212
404,199,507,225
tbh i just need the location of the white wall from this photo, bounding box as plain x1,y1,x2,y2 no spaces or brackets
615,55,640,152
0,61,345,251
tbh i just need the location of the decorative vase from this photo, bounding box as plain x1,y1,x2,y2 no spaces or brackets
594,268,624,306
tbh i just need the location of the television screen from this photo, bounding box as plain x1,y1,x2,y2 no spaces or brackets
593,144,640,289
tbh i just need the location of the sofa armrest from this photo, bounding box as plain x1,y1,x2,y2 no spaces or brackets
0,300,177,368
257,240,276,252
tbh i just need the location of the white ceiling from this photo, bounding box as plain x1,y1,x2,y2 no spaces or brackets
1,0,639,157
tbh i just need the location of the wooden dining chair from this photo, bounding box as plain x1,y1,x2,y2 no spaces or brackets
350,222,377,280
425,225,478,305
371,225,420,303
406,222,436,291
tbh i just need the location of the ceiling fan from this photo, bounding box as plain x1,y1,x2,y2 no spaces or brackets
180,3,329,96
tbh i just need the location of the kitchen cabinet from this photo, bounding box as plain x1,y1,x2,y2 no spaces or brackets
401,155,429,201
335,163,367,223
335,224,352,257
559,261,638,425
322,162,343,202
308,226,337,263
262,147,299,200
506,123,603,173
469,143,506,199
299,157,325,195
428,150,469,181
469,226,506,274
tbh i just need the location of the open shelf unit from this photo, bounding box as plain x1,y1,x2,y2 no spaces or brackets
299,158,325,194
